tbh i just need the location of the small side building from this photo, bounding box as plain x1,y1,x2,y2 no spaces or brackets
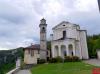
23,44,50,64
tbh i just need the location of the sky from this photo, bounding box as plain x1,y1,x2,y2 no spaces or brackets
0,0,100,50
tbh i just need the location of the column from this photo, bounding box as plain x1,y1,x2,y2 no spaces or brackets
79,42,82,59
58,45,61,56
51,46,55,58
66,45,69,56
73,44,76,56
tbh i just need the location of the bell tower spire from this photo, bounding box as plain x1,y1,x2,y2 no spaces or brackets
39,18,47,59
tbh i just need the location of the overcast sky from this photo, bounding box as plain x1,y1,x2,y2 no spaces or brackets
0,0,100,50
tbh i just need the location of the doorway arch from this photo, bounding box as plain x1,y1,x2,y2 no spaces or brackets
61,45,67,58
68,44,73,56
54,46,59,57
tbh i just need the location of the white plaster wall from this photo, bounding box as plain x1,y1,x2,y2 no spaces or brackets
75,41,82,59
77,31,80,40
24,50,39,64
39,50,47,59
53,29,62,40
53,24,78,40
67,27,77,39
79,31,89,59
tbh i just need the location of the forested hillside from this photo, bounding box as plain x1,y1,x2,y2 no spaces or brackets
0,47,24,74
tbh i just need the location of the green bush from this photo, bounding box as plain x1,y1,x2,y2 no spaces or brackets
64,56,80,62
72,56,80,62
49,58,57,63
37,59,46,64
64,56,72,62
49,56,63,63
0,69,4,74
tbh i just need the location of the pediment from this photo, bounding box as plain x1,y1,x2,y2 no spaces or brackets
52,21,74,30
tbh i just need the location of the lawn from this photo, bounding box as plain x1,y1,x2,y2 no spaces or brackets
31,62,97,74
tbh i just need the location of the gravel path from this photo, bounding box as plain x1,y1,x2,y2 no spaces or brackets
16,70,31,74
83,59,100,66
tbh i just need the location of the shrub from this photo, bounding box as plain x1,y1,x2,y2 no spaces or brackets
64,56,80,62
49,56,63,63
64,56,72,62
37,59,46,64
72,56,80,62
56,56,63,63
0,69,4,74
49,58,57,63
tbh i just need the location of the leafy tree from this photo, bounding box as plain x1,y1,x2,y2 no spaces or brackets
87,34,100,58
47,41,51,50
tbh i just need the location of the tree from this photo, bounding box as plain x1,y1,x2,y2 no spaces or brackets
87,34,100,58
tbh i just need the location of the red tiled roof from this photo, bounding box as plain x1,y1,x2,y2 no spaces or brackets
24,44,40,50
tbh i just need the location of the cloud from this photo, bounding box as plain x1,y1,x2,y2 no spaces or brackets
0,0,99,50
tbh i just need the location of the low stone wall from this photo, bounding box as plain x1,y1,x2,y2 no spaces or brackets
6,67,20,74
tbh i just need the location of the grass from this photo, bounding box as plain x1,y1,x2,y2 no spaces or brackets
31,62,98,74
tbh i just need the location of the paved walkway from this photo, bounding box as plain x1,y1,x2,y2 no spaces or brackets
83,59,100,66
16,70,31,74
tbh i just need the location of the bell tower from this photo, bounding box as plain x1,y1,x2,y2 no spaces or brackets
39,18,47,59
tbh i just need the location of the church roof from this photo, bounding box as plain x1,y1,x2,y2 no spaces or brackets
52,21,69,30
24,44,40,50
23,44,49,51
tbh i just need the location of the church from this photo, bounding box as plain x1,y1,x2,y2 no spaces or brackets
23,18,89,64
51,21,89,59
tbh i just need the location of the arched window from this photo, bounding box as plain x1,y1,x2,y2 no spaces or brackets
61,45,66,58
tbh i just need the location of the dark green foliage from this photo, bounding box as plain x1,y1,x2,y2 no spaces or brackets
87,34,100,58
49,56,63,63
47,41,51,50
0,63,15,74
0,69,4,74
37,59,46,64
72,56,80,61
0,47,24,73
64,56,72,62
64,56,80,62
49,58,57,63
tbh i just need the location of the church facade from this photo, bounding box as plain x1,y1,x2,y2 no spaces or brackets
51,21,89,59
